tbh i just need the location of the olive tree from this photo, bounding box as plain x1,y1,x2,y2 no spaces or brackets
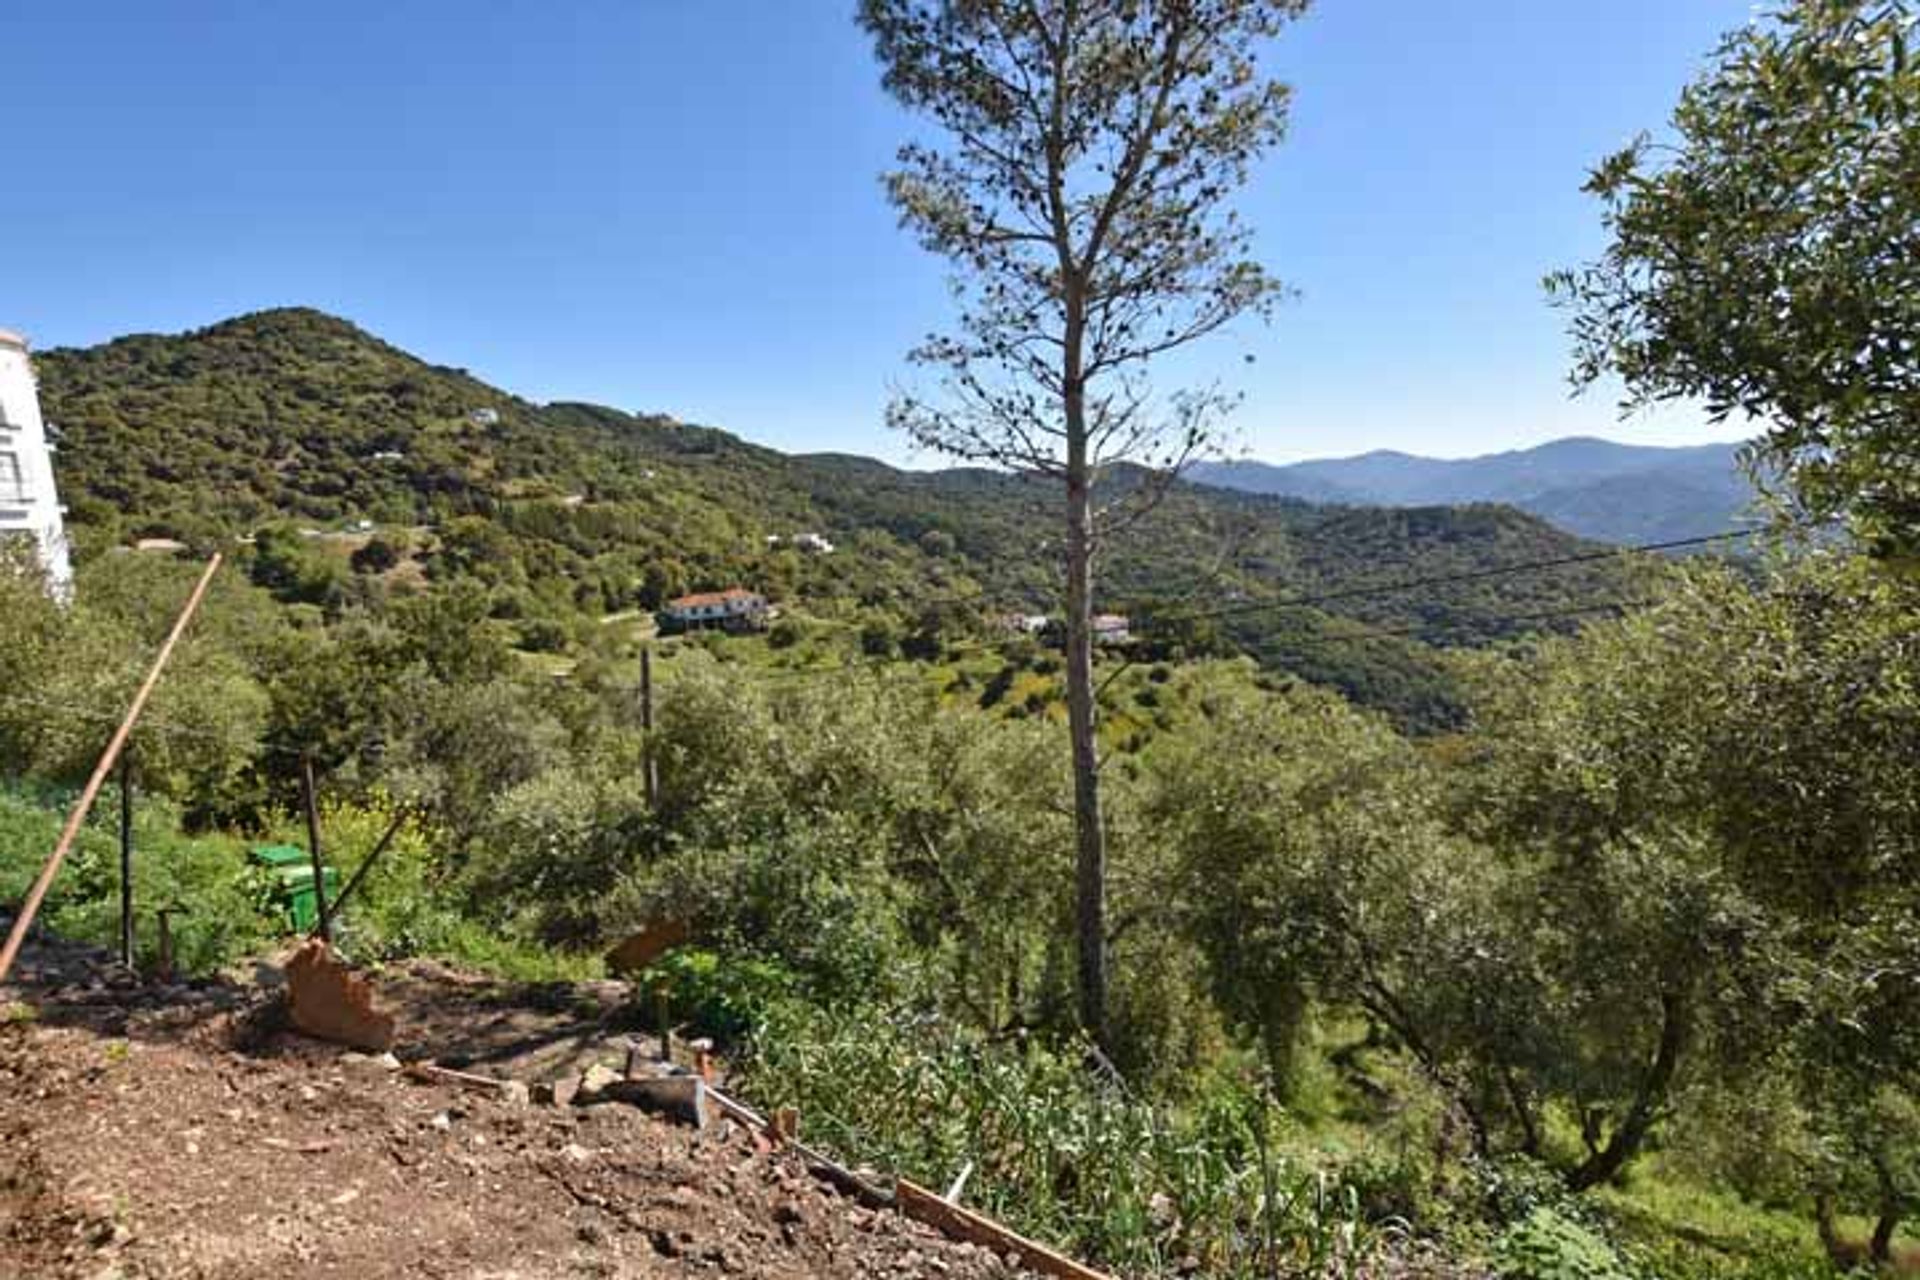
1467,556,1920,1211
860,0,1304,1045
1551,0,1920,555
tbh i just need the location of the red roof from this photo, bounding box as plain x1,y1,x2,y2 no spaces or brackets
668,588,763,609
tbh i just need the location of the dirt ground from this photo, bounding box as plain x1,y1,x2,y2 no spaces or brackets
0,928,1037,1280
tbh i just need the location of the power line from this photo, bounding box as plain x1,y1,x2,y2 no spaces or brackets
1148,523,1775,628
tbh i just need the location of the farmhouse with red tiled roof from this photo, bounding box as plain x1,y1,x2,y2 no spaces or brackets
661,587,770,634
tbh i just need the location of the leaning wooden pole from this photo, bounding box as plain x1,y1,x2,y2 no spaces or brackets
0,553,223,985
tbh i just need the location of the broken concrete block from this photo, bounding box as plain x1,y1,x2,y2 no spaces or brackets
535,1073,583,1108
284,940,395,1052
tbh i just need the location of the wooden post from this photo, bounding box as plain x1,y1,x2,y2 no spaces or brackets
640,646,659,810
0,554,223,985
300,754,332,944
155,906,182,983
118,748,135,968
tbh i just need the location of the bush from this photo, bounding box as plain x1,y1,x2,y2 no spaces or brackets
645,947,799,1041
1494,1208,1634,1280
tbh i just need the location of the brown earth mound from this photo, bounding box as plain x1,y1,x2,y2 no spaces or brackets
0,929,1033,1280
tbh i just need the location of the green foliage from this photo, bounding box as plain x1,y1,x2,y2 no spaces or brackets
1494,1208,1635,1280
645,947,798,1042
32,307,1645,731
1552,0,1920,556
741,999,1387,1279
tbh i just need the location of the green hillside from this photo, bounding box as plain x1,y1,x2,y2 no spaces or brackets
34,308,1642,727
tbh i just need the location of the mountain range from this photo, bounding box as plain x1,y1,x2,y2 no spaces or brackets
1191,436,1761,545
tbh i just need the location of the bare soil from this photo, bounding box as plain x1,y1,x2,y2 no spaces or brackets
0,929,1035,1280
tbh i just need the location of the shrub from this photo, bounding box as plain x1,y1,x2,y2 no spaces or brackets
737,999,1389,1279
1494,1208,1634,1280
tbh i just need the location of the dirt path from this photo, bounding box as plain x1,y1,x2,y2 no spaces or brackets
0,932,1032,1280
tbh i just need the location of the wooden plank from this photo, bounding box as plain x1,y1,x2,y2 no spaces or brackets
896,1178,1116,1280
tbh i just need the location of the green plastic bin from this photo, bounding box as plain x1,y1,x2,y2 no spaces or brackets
248,845,340,933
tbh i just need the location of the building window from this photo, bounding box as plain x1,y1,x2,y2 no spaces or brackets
0,451,24,503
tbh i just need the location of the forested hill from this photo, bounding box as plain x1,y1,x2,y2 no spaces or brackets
34,308,1639,726
1192,436,1757,544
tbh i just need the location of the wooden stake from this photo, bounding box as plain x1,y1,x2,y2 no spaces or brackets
640,646,659,810
316,806,409,932
0,554,222,985
118,747,135,968
301,754,331,944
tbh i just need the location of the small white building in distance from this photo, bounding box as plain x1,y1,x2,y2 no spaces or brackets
0,328,72,598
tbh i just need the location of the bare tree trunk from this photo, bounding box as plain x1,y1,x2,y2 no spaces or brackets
1567,990,1688,1191
1503,1066,1543,1158
1871,1156,1901,1266
1065,450,1108,1049
1814,1192,1849,1267
1871,1212,1899,1266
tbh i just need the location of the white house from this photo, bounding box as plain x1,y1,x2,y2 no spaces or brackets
1093,614,1132,645
0,328,71,598
793,532,836,555
662,587,770,634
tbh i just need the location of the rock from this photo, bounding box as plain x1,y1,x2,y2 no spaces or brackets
342,1051,401,1073
545,1073,582,1108
579,1063,622,1097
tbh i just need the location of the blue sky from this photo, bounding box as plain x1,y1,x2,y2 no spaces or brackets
1,2,1756,465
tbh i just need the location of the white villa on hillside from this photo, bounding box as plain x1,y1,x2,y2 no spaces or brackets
0,328,71,598
662,587,770,634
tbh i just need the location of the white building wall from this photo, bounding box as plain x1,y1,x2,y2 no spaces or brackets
0,329,73,598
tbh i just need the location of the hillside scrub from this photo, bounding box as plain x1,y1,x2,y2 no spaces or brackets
2,542,1916,1276
31,308,1652,733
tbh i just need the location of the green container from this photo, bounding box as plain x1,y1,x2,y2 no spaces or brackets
249,844,310,869
248,845,340,933
281,867,341,933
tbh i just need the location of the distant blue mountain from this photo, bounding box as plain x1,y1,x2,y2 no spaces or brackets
1190,436,1761,545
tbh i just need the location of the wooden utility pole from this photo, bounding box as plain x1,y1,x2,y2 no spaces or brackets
118,748,135,968
640,646,659,810
300,754,332,944
0,553,223,985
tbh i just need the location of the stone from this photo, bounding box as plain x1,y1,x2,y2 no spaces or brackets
580,1063,622,1097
